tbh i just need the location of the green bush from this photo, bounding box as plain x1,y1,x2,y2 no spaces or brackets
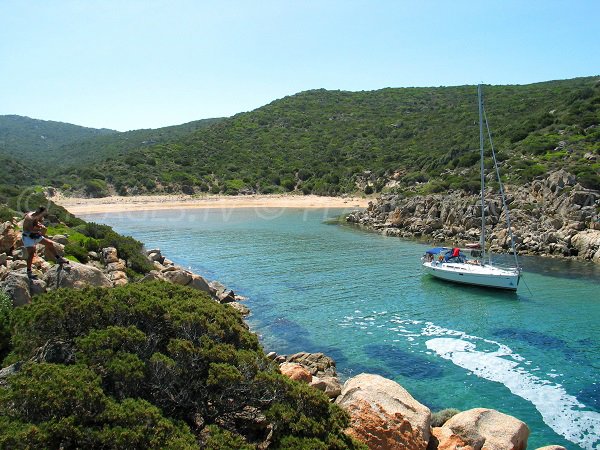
5,282,362,448
0,291,12,363
63,243,89,263
0,363,197,449
431,408,460,427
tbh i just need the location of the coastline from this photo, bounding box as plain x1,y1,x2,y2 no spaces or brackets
51,193,370,215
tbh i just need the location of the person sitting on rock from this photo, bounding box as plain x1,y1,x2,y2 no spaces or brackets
22,206,69,279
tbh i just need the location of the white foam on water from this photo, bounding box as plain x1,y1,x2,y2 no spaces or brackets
425,334,600,450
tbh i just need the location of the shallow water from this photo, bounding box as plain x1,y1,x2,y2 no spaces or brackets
83,207,600,449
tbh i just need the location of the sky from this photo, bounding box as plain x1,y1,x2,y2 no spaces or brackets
1,0,599,132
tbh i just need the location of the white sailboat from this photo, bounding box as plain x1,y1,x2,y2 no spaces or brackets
422,85,521,291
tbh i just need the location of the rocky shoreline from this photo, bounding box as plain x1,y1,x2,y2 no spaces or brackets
346,170,600,264
0,215,573,448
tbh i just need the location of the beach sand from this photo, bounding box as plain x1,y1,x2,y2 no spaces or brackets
52,194,370,215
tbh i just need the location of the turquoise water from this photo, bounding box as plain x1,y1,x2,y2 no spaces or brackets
83,207,600,449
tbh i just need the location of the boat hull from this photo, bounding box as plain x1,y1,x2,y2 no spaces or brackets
422,261,520,291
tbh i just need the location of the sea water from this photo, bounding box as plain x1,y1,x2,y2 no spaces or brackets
82,207,600,449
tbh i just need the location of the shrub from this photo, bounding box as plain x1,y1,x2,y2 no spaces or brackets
0,291,12,363
0,363,197,449
431,408,460,427
6,282,362,448
63,243,89,263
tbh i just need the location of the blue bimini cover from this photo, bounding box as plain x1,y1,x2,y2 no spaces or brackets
425,247,449,255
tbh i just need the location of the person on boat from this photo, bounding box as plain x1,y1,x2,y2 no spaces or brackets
22,206,69,279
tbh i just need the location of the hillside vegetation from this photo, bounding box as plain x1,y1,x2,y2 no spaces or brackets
0,115,117,163
4,77,599,197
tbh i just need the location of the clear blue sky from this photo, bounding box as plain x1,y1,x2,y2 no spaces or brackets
1,0,598,131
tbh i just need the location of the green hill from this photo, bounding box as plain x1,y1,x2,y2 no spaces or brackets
4,77,599,197
53,76,599,197
44,117,224,167
0,115,117,163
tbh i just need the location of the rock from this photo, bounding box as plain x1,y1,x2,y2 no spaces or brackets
434,408,529,450
0,253,7,266
335,373,431,450
227,301,250,316
8,260,27,271
217,289,236,303
51,234,69,245
279,362,312,383
139,270,166,282
266,352,278,360
108,270,127,281
571,230,600,261
102,247,119,264
44,261,112,290
112,278,129,287
0,272,32,306
0,222,18,253
546,169,576,193
87,251,99,260
147,251,164,264
106,260,127,272
45,242,65,260
310,375,342,398
286,352,337,377
187,274,211,293
162,268,193,286
534,446,567,450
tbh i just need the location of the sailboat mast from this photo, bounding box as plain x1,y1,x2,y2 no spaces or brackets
478,85,486,262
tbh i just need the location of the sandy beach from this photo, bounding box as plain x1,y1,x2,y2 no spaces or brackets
52,194,370,215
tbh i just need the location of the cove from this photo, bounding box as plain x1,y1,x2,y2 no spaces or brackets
82,207,600,449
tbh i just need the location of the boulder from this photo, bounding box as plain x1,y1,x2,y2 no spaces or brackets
108,270,128,281
106,260,127,272
286,352,337,377
571,230,600,260
279,362,312,383
0,222,18,253
188,274,211,293
434,408,529,450
102,247,119,264
147,251,165,264
139,270,166,283
162,268,193,286
534,446,567,450
50,234,69,245
217,289,236,303
44,242,65,260
0,272,32,306
227,301,250,316
335,373,431,450
8,260,28,271
44,261,112,290
310,375,342,399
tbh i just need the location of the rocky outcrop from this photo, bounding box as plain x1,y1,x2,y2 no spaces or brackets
279,362,312,383
273,351,342,399
433,408,529,450
347,170,600,262
0,272,30,306
0,221,19,254
335,373,431,450
44,261,112,290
